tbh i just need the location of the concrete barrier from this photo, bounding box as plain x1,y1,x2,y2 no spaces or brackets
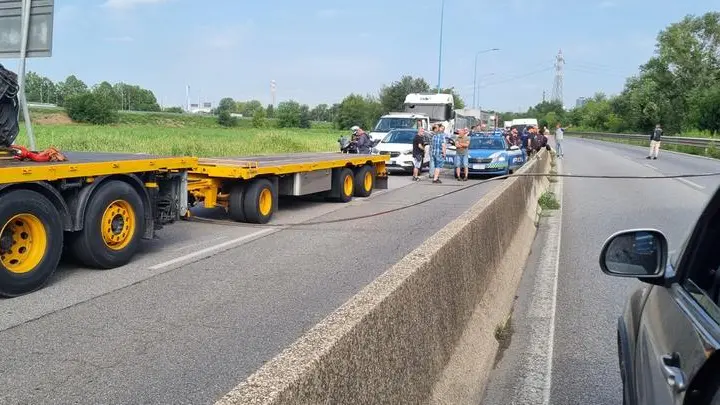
216,150,553,405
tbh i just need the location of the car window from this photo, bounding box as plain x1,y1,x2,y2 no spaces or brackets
680,210,720,323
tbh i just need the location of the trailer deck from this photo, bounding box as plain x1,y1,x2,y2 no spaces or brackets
0,151,197,184
191,152,389,178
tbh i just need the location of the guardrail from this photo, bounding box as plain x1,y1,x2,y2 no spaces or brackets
568,131,720,148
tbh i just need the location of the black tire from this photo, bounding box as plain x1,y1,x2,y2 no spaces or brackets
353,165,375,197
0,95,19,147
0,189,63,297
242,178,274,224
330,167,354,203
227,183,247,222
70,180,146,269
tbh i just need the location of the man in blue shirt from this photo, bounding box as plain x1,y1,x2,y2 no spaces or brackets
431,126,447,183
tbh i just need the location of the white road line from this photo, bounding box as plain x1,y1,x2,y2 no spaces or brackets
513,160,564,404
544,164,563,405
676,177,705,190
643,163,658,170
148,229,276,270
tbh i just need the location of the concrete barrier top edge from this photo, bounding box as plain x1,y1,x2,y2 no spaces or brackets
215,150,550,405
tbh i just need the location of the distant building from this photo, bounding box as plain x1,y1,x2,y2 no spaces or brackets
576,97,589,108
188,101,212,114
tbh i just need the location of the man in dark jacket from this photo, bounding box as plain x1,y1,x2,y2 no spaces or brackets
647,124,662,160
351,125,372,154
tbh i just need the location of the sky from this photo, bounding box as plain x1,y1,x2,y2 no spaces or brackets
5,0,720,112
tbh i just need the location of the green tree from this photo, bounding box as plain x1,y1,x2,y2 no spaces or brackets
217,97,236,114
242,100,263,116
276,100,303,128
266,104,274,118
439,87,465,109
252,107,267,128
299,104,311,128
379,75,431,113
64,93,119,124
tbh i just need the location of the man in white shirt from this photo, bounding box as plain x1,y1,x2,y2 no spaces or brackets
555,123,565,158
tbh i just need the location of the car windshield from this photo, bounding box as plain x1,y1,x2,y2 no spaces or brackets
469,137,506,149
382,130,416,144
373,118,418,132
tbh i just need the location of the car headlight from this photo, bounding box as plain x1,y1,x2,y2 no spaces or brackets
371,148,379,154
403,149,413,155
490,152,506,162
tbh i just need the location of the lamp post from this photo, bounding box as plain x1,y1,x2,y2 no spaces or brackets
473,48,500,108
436,0,445,93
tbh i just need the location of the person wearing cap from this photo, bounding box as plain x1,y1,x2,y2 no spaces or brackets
351,125,372,154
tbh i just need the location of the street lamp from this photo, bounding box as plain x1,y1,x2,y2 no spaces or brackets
473,48,500,108
436,0,445,93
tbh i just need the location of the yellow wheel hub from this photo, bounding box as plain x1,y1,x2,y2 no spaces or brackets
258,188,272,216
0,213,48,274
101,200,136,251
363,171,373,191
343,174,354,196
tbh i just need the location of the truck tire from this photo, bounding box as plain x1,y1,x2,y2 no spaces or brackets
243,178,274,224
353,165,375,197
70,180,145,269
0,189,63,297
329,167,354,203
227,183,247,222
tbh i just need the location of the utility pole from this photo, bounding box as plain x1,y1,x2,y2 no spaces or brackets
436,0,445,93
542,90,546,103
552,49,565,105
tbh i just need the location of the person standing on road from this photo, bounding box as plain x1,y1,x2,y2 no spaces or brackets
431,127,447,184
647,124,662,160
555,123,565,158
424,124,438,179
412,127,426,181
454,127,470,181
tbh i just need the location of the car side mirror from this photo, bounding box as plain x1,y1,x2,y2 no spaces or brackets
599,229,668,280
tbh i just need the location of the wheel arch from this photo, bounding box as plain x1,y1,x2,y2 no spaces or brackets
0,182,72,231
66,174,153,238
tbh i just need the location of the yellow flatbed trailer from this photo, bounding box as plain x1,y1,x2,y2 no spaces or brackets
0,151,388,297
187,152,389,224
0,152,197,297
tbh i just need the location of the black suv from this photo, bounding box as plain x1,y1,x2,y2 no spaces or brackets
600,189,720,404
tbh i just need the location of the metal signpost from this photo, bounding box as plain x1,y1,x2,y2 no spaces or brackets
0,0,55,150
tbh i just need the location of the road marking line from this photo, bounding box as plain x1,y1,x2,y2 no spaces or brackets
544,164,563,405
676,177,705,190
643,163,658,170
149,229,276,270
511,160,563,404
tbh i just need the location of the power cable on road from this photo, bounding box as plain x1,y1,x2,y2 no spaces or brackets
185,170,720,228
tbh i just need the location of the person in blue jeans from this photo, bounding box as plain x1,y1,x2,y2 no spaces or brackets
454,127,470,181
423,124,438,179
431,127,447,184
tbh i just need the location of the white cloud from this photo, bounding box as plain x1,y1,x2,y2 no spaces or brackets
102,0,170,10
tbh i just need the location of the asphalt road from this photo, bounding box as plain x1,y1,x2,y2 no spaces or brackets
482,137,720,404
0,169,501,405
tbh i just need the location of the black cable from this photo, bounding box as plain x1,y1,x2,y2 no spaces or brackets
186,169,720,228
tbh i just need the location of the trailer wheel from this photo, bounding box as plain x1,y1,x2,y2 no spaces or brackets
0,190,63,297
227,183,247,222
327,167,354,203
71,180,145,269
353,165,375,198
243,179,274,224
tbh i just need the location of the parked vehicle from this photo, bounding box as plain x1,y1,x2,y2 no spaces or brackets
599,185,720,405
369,112,430,143
444,134,524,176
372,128,426,174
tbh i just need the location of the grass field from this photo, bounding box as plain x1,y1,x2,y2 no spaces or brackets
16,108,344,157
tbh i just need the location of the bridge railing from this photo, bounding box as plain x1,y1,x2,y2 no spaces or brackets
567,131,720,148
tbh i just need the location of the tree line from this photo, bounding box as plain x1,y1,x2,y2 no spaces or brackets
502,12,720,136
215,76,465,129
